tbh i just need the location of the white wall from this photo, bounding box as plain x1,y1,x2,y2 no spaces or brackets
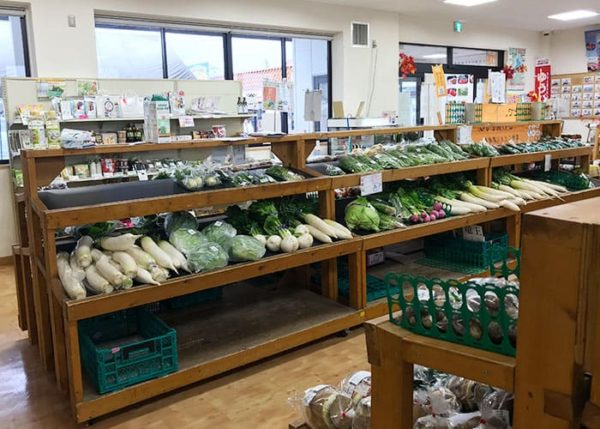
549,24,600,136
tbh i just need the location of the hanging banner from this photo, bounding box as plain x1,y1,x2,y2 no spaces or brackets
432,65,447,98
585,30,600,72
535,58,552,101
506,48,527,92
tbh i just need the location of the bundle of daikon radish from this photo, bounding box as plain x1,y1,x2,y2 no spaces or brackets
58,233,187,300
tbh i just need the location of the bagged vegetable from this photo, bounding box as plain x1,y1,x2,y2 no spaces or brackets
344,197,380,232
302,385,354,429
187,242,229,272
201,221,237,250
446,377,492,412
265,165,304,181
169,228,208,255
352,396,371,429
229,235,266,262
340,371,371,406
414,412,481,429
475,390,513,429
164,211,198,237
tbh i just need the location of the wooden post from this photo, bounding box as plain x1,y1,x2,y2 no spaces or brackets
65,318,84,419
319,189,338,301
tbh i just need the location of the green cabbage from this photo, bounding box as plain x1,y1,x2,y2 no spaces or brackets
187,242,229,272
201,221,237,250
164,212,198,237
344,197,380,232
229,235,266,262
169,228,208,255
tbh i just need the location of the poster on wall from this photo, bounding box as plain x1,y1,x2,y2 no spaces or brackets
585,30,600,72
534,58,551,101
506,48,527,92
489,71,506,103
446,74,474,102
432,65,447,98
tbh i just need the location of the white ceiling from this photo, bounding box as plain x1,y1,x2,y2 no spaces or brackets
308,0,600,31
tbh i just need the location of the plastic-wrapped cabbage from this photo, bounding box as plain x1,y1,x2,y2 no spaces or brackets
229,235,266,262
187,242,229,272
164,211,198,237
344,197,380,232
169,228,208,255
201,221,237,250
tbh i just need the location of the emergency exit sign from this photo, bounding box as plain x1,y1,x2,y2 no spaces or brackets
454,21,463,32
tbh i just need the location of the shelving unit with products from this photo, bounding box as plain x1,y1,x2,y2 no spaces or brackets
17,119,600,423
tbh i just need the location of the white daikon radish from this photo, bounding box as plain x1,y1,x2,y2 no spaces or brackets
323,219,353,240
91,248,106,263
135,267,160,285
304,214,338,238
111,251,138,278
459,193,500,209
499,200,521,212
100,233,141,251
58,252,86,300
69,252,86,282
125,245,156,269
297,233,314,249
158,241,186,270
266,235,282,252
85,265,113,294
75,236,93,268
95,255,133,289
294,224,310,236
141,236,177,273
149,264,169,282
280,234,299,253
305,224,332,243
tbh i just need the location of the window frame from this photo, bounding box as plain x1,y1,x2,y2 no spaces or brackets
1,12,31,164
93,21,333,134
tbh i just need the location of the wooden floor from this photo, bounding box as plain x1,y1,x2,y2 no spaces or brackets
0,264,369,428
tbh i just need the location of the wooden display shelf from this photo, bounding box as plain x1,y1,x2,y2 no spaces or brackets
490,146,592,168
326,158,490,188
520,187,600,213
38,177,333,229
75,284,364,423
362,208,514,250
57,238,363,322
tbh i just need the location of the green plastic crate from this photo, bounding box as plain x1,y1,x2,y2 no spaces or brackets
423,232,509,270
79,308,178,394
339,275,388,302
163,287,223,310
385,273,518,356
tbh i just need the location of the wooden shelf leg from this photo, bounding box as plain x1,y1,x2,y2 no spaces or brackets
12,246,27,331
65,317,83,422
348,251,366,310
22,253,38,344
366,323,413,429
580,154,591,174
506,214,521,248
321,259,338,301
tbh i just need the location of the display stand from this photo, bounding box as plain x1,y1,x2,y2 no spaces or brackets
17,121,600,423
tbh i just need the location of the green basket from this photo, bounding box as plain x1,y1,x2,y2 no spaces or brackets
385,274,518,356
339,275,387,302
163,287,223,310
423,232,509,270
532,170,591,191
79,308,178,394
490,247,521,278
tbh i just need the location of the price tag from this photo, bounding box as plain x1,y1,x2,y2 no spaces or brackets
544,154,552,171
178,116,195,128
463,225,485,242
360,173,382,196
136,170,148,181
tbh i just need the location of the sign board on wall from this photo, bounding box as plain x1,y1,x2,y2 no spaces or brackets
506,48,527,92
432,65,447,98
535,58,551,102
585,30,600,72
550,71,600,119
446,74,474,102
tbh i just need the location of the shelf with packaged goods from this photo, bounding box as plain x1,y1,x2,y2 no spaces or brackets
10,113,255,126
54,238,363,322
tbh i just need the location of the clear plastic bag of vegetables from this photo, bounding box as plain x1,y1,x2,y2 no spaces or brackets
201,221,237,251
228,235,266,262
164,211,198,237
169,228,208,255
446,376,492,413
474,390,513,429
344,197,380,232
301,385,354,429
174,166,204,191
186,242,229,272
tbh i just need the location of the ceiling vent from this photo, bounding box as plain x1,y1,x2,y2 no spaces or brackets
351,22,369,47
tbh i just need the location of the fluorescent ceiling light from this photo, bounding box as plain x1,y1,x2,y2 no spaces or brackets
444,0,497,6
548,10,598,21
422,53,447,59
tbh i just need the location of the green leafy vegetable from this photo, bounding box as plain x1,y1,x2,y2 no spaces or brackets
229,235,266,262
344,197,380,232
201,221,237,250
164,211,198,237
169,228,208,255
187,242,229,272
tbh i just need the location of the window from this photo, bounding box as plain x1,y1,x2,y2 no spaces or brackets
96,26,163,78
453,48,499,67
399,44,448,64
0,11,29,162
94,20,331,134
166,32,225,80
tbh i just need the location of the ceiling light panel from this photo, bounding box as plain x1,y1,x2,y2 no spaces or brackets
444,0,497,6
548,10,599,21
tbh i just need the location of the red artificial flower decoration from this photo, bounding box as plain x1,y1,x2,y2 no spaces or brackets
399,53,416,79
527,90,539,102
502,65,515,80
